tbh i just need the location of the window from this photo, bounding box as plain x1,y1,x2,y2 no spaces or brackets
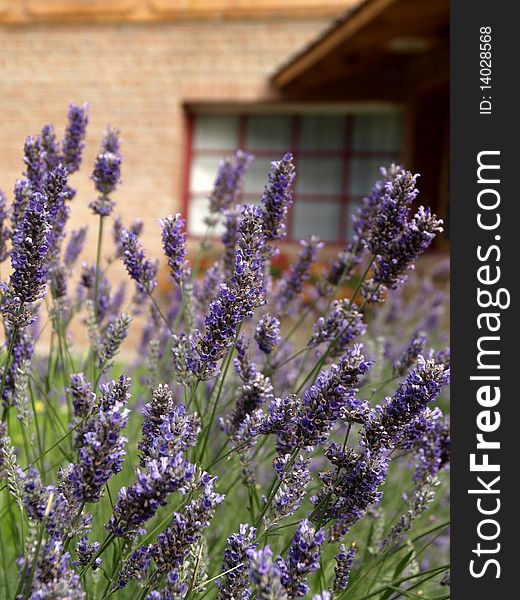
185,111,403,243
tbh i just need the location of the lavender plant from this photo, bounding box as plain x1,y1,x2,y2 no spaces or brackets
0,108,450,600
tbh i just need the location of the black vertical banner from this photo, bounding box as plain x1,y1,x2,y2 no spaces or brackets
451,1,517,598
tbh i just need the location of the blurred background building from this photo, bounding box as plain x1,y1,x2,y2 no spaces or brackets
0,0,449,280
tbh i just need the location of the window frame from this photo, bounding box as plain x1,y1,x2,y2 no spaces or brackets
182,106,405,246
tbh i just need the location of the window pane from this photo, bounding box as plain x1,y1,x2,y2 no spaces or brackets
296,157,343,196
299,115,345,151
293,200,340,242
190,154,222,193
188,195,225,236
246,116,292,151
193,116,239,150
352,113,402,152
243,156,279,195
349,157,398,196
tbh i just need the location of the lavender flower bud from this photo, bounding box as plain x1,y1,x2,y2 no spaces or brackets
261,153,295,249
284,519,325,597
107,454,196,538
333,544,355,593
254,314,280,355
0,423,24,512
268,454,310,525
151,477,224,571
363,356,450,452
11,179,32,232
117,545,152,589
247,546,288,600
220,338,273,437
62,102,89,174
98,313,132,370
10,191,51,303
171,333,194,387
40,123,61,171
139,386,200,466
190,205,265,379
364,206,443,299
65,376,130,504
75,536,102,570
319,452,389,540
207,150,253,219
67,373,96,444
89,126,122,215
64,226,87,270
381,476,440,549
120,228,158,294
294,344,372,449
20,540,84,598
309,300,366,353
216,524,256,600
23,135,46,192
160,214,188,285
393,330,427,376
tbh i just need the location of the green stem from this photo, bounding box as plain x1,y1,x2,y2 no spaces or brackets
94,214,105,320
198,329,240,463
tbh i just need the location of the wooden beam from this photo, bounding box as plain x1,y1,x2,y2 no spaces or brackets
272,0,400,89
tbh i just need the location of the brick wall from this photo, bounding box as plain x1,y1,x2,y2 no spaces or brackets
0,18,329,268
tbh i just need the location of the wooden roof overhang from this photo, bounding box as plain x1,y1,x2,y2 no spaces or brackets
271,0,449,101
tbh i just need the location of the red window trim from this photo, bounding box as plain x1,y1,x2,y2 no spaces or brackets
183,112,404,245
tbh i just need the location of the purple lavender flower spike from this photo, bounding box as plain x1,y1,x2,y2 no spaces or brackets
363,355,450,452
120,228,158,294
0,188,11,264
216,524,256,600
393,330,427,376
139,385,200,466
283,519,325,597
247,546,288,600
269,454,310,525
64,376,130,504
64,226,88,270
23,135,46,192
293,344,372,449
160,214,189,285
315,449,389,540
402,409,450,482
309,300,366,355
221,207,240,278
333,544,356,593
106,454,196,538
90,128,122,216
146,570,188,599
62,102,89,174
276,236,323,315
254,313,280,355
11,179,32,233
261,153,295,251
220,337,273,437
364,205,443,300
117,545,152,589
9,191,51,304
0,328,34,407
207,149,254,222
75,536,102,571
151,476,224,571
190,204,265,379
19,540,84,598
44,164,71,261
40,124,61,171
